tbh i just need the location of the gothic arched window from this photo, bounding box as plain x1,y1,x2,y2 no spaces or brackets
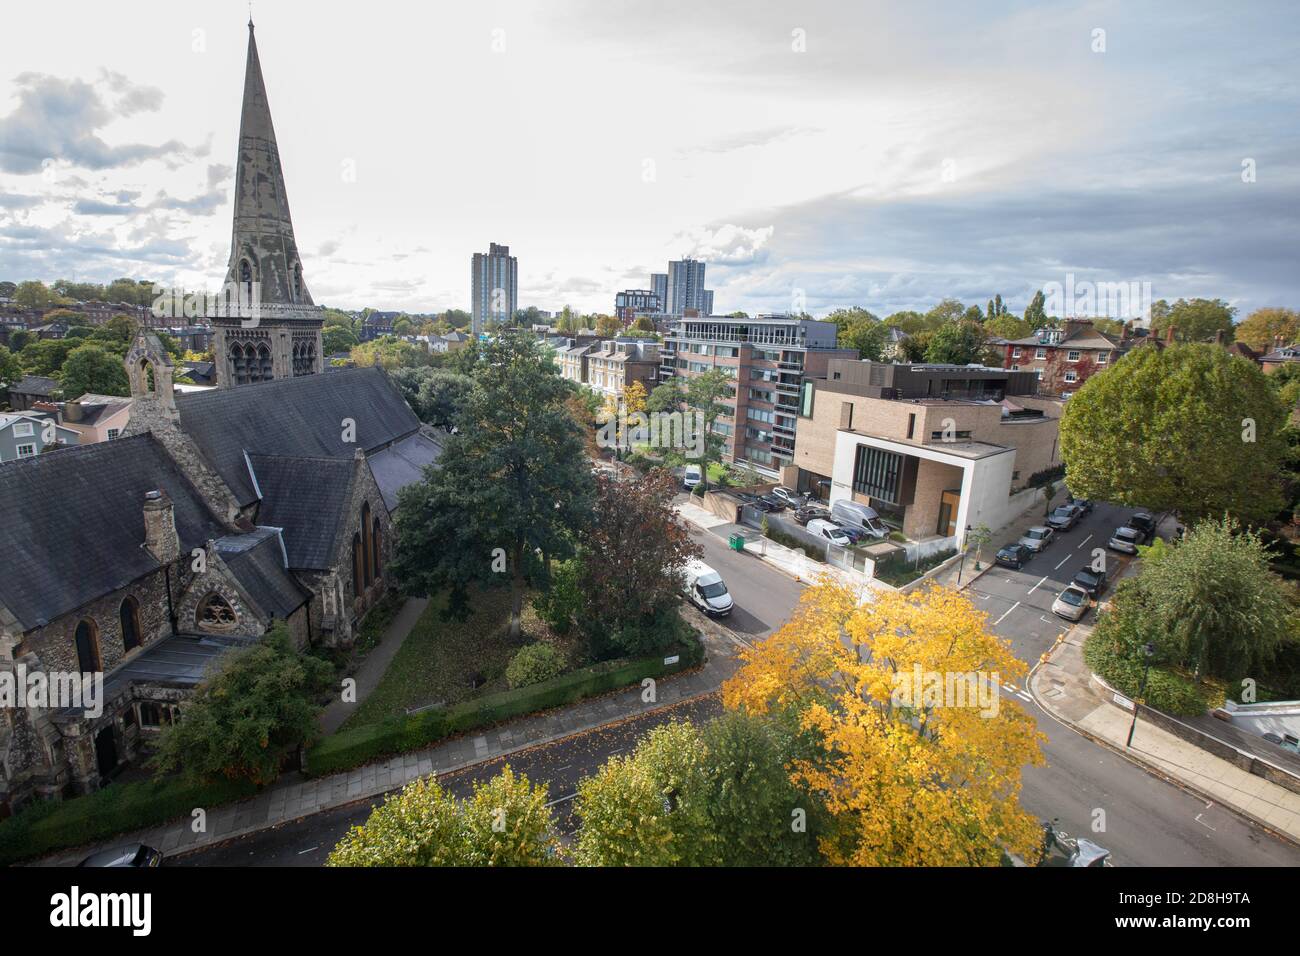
119,597,141,652
371,516,382,581
197,593,238,630
74,619,101,673
229,343,248,385
360,502,373,587
352,532,363,597
239,258,252,284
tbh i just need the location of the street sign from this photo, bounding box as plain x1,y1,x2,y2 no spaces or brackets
1113,693,1135,711
664,655,680,666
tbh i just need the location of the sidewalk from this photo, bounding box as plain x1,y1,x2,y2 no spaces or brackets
318,596,428,735
37,613,744,866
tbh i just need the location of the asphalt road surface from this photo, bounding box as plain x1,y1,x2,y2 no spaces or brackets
176,498,1300,867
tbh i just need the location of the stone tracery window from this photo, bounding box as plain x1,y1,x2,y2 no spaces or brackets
197,593,238,630
119,596,142,652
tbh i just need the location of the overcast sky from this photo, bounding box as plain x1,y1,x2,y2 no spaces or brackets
1,0,1296,318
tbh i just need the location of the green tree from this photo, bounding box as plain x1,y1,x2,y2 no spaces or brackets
829,308,887,361
322,325,359,355
1235,307,1300,352
924,298,967,327
1023,289,1048,327
1059,344,1286,522
685,368,733,492
0,345,21,387
924,320,987,365
19,338,77,377
327,767,559,866
884,310,928,334
985,313,1032,340
149,626,333,785
13,280,51,311
1150,297,1236,343
59,344,129,398
646,379,684,415
389,332,593,636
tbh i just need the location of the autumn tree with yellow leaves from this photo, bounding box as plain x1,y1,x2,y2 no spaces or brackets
722,581,1046,866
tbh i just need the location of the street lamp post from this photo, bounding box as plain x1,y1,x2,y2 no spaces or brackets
956,524,972,586
1125,642,1156,748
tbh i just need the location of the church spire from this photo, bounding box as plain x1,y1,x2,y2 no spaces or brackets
221,19,315,311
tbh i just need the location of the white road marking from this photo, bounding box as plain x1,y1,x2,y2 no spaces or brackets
1194,812,1217,832
1077,534,1092,549
1001,683,1017,693
1054,555,1070,570
1027,576,1048,595
1016,692,1032,702
993,601,1021,626
298,846,319,855
544,793,578,808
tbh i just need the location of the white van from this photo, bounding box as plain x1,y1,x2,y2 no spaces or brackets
682,561,733,617
683,464,702,490
830,500,889,539
807,518,853,547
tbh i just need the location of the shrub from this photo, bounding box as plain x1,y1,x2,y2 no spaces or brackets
306,635,704,777
354,590,404,653
1027,464,1066,488
506,643,566,689
1083,628,1223,716
532,559,582,635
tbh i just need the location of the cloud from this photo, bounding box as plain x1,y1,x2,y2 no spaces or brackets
205,163,233,189
675,223,774,265
0,71,191,174
72,199,134,216
684,126,821,155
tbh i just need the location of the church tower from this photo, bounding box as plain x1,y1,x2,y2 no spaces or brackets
212,20,324,388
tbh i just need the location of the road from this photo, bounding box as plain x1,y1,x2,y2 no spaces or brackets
178,498,1300,866
173,696,722,867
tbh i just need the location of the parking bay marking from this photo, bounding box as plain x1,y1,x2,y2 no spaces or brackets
1027,576,1048,595
993,601,1021,626
1076,534,1092,549
1054,555,1070,570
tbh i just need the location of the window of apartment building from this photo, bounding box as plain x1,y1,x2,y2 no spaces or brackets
906,413,916,440
1064,370,1078,383
800,381,815,418
852,445,903,504
12,421,34,438
1096,351,1109,365
930,429,972,441
712,422,733,436
715,346,739,358
1012,347,1022,359
747,408,774,424
745,446,774,465
1035,347,1047,360
840,401,853,429
746,426,772,442
751,368,776,382
16,443,36,458
1066,350,1081,362
749,387,775,403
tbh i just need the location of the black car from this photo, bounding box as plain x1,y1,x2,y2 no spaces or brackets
995,543,1033,569
1071,566,1108,597
757,493,788,512
1071,498,1094,515
1126,512,1156,542
747,498,775,513
793,505,831,526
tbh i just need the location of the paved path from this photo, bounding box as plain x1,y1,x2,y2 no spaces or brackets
318,596,428,735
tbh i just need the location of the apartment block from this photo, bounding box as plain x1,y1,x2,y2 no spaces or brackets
789,360,1064,546
659,315,856,477
471,242,518,336
614,289,661,326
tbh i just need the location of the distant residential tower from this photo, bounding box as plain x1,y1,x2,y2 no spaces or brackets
471,243,518,336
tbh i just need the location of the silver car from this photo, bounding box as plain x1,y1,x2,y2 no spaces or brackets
1019,525,1055,553
1052,585,1091,621
1107,526,1142,554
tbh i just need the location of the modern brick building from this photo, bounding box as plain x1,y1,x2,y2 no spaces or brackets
789,360,1064,546
658,315,856,477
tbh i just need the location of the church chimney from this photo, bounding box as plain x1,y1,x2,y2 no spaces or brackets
64,399,83,423
143,490,180,564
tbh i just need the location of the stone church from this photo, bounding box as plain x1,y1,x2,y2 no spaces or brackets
0,23,442,814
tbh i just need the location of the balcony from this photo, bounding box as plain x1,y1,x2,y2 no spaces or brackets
773,420,796,436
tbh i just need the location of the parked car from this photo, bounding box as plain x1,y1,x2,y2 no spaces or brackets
747,498,775,513
1047,504,1083,531
683,464,702,490
1126,512,1157,543
1071,565,1108,597
682,561,734,617
830,500,889,539
995,543,1033,569
1107,525,1142,554
770,486,806,508
1070,498,1094,515
807,518,854,547
793,504,831,526
1051,584,1091,621
757,493,788,512
78,844,163,868
1019,526,1055,553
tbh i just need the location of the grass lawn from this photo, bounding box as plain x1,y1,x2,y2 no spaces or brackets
341,586,578,730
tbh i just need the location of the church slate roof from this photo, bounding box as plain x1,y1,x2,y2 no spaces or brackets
367,430,445,511
175,365,419,507
217,527,311,618
245,454,356,570
0,433,225,632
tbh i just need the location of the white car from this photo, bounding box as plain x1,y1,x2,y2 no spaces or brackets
682,561,733,617
1019,525,1055,553
807,518,853,547
1052,585,1091,622
683,464,702,490
1107,526,1142,554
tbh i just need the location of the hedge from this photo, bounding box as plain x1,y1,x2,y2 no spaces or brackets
304,636,705,777
0,775,258,866
1083,630,1224,716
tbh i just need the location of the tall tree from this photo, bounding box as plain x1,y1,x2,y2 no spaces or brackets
1150,297,1236,343
685,368,733,492
1023,289,1048,327
646,379,684,415
328,767,559,866
722,582,1046,866
1235,307,1300,351
1059,343,1286,522
924,320,987,365
59,344,130,397
13,280,51,311
389,332,593,636
0,345,21,387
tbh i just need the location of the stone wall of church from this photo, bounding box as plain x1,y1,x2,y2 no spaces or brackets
333,459,395,647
